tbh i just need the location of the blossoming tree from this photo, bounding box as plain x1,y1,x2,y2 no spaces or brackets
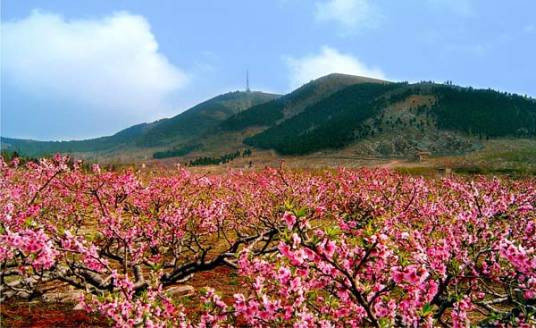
1,156,534,327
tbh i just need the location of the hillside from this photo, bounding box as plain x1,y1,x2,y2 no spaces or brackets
242,83,536,156
220,73,386,131
3,74,536,164
163,74,389,159
244,82,402,154
1,122,153,156
137,91,279,147
1,91,279,157
165,78,535,163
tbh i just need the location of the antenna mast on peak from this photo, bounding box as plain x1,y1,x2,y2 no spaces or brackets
246,69,251,93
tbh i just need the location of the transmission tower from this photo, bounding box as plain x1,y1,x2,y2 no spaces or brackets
246,69,251,93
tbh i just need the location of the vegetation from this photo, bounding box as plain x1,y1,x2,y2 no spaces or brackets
152,144,201,159
431,138,536,176
187,149,252,166
2,156,535,326
1,150,37,164
431,85,536,137
245,83,402,154
242,82,536,155
220,73,379,131
1,91,278,156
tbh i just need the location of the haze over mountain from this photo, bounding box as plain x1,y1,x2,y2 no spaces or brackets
2,73,536,162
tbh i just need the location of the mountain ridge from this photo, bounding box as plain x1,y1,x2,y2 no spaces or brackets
2,74,535,162
1,90,279,157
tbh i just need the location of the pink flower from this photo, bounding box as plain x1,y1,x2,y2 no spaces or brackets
324,240,336,258
292,233,301,248
277,266,291,284
283,211,297,229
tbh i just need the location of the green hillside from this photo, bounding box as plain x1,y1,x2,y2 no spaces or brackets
1,122,152,157
220,74,386,131
244,83,402,154
1,91,279,157
242,82,536,155
3,73,535,161
431,86,536,137
138,91,279,147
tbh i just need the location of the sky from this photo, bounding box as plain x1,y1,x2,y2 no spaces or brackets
1,0,535,140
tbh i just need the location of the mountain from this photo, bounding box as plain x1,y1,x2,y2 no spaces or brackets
165,73,389,159
242,82,536,156
172,77,535,160
220,73,386,131
137,91,279,147
244,82,401,154
1,122,153,157
2,74,536,162
1,91,279,157
243,82,536,156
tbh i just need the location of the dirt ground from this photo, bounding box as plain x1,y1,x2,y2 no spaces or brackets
0,266,242,328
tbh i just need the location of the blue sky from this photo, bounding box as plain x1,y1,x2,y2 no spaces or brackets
1,0,535,140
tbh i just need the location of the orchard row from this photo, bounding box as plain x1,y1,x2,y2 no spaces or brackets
1,156,535,327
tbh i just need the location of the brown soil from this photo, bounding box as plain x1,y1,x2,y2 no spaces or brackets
0,265,243,327
0,302,107,328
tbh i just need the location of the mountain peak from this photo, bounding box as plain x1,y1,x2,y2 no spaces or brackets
317,73,386,82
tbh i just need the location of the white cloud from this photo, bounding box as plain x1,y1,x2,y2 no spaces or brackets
1,11,188,120
285,46,385,89
314,0,382,32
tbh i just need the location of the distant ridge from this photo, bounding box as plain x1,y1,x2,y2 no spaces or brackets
2,90,279,157
179,75,536,158
135,90,279,147
241,81,536,155
2,73,535,161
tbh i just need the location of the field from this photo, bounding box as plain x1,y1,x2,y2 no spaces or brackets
67,138,536,177
1,155,535,327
